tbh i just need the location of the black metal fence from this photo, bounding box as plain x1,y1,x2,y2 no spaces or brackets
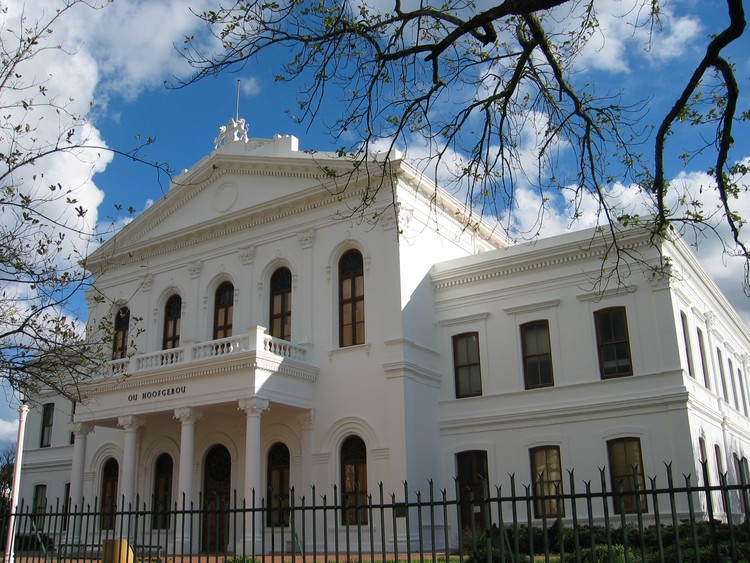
4,462,750,562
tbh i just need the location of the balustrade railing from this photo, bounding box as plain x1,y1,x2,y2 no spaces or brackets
105,327,307,375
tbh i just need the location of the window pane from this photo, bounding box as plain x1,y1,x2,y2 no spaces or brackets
339,250,365,347
595,308,632,379
454,333,482,398
607,438,647,514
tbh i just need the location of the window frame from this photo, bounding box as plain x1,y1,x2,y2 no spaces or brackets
607,437,647,514
680,312,695,379
529,445,564,518
32,484,47,529
213,282,234,340
594,307,633,379
269,268,292,341
340,435,368,525
521,320,554,389
338,250,365,347
267,442,291,527
452,332,482,399
40,403,54,448
112,306,130,360
152,453,173,530
162,295,182,350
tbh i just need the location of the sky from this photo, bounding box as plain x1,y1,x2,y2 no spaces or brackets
0,0,748,443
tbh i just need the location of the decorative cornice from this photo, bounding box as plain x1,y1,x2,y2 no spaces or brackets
438,312,490,327
504,299,560,315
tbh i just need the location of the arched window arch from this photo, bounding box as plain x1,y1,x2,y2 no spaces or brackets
163,295,182,349
339,250,364,347
269,268,292,341
100,458,119,530
152,453,173,529
340,435,367,524
266,442,290,526
213,282,234,340
112,307,130,360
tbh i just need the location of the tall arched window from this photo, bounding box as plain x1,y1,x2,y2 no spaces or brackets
340,435,367,524
152,453,173,529
266,442,290,526
213,282,234,340
163,295,182,349
100,458,119,530
112,307,130,360
339,250,364,347
269,268,292,341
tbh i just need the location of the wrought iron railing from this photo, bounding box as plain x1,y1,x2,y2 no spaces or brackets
4,461,750,562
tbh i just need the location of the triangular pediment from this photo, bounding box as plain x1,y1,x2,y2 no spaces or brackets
87,132,364,269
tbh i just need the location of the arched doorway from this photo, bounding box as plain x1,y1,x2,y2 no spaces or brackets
202,444,231,553
100,458,119,530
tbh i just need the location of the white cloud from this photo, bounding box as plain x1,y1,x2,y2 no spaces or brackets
0,418,18,444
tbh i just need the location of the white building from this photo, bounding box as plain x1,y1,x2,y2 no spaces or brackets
18,118,750,552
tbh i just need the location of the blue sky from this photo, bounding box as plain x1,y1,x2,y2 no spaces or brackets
0,0,748,444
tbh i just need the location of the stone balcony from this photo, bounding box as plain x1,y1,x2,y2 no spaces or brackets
108,325,310,376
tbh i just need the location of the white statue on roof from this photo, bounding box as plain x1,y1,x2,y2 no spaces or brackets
214,117,248,149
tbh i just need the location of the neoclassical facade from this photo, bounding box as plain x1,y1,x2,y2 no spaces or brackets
18,118,750,552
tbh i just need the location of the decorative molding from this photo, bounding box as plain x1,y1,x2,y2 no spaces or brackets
238,245,256,265
297,409,315,429
140,274,154,292
297,229,315,249
173,407,203,424
438,312,490,327
117,415,144,430
187,260,203,279
576,286,637,302
504,299,561,315
238,397,270,416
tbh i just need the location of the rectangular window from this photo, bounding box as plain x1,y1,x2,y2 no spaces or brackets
33,484,47,529
717,348,729,402
697,328,710,389
453,332,482,398
594,308,633,378
456,450,488,530
728,358,740,411
40,403,54,448
607,437,647,514
522,321,554,389
680,312,694,378
62,483,70,531
530,446,564,518
740,368,749,417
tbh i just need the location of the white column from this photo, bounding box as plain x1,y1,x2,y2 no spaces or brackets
68,422,94,509
174,408,202,505
174,407,201,553
238,398,268,548
297,409,315,490
118,415,144,508
4,403,28,563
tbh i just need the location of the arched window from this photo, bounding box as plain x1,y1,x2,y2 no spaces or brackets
269,268,292,341
339,250,364,347
266,442,290,526
340,435,367,524
100,458,119,530
152,453,173,529
163,295,182,349
112,307,130,360
213,282,234,340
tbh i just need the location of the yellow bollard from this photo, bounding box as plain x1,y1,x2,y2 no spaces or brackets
101,539,136,563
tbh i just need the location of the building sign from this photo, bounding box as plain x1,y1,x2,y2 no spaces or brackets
127,386,187,402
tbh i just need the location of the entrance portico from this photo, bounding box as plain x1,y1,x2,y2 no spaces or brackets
69,327,317,552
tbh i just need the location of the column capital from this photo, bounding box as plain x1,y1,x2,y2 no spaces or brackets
118,415,144,430
68,421,94,437
297,409,315,429
174,407,202,424
238,397,269,416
